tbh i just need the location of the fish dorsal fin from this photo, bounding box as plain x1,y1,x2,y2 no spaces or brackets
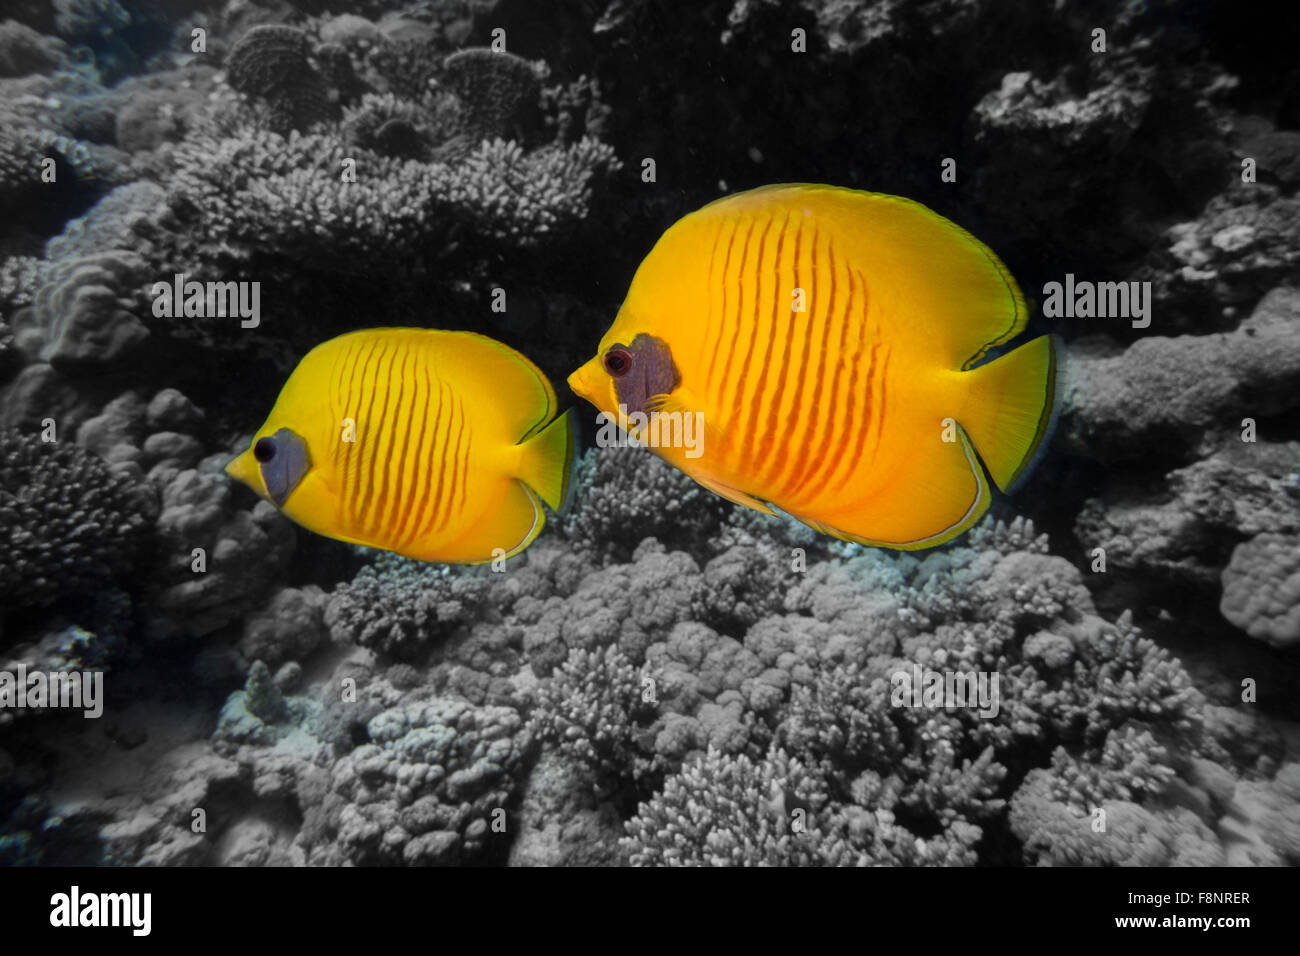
702,185,1028,372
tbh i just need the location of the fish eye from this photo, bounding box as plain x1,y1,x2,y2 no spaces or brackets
254,437,277,463
604,347,633,378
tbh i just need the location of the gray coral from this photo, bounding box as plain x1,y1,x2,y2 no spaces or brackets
307,697,526,865
0,429,155,609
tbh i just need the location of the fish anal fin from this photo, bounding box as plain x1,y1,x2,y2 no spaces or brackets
692,472,777,516
789,427,991,551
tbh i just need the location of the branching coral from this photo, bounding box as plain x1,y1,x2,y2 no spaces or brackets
621,745,837,866
325,554,497,660
166,115,617,277
528,644,658,795
560,447,732,558
437,136,619,243
1009,764,1225,867
0,429,156,610
167,118,436,271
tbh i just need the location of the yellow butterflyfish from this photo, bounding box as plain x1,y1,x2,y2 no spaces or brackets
569,183,1057,550
227,328,575,563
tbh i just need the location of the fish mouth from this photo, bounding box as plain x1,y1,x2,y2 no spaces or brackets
567,357,601,404
224,448,266,500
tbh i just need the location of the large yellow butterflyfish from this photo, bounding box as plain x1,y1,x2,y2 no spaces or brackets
568,184,1057,550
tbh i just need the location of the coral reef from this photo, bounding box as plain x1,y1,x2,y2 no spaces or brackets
0,0,1296,875
1220,532,1300,648
304,696,527,865
0,429,155,610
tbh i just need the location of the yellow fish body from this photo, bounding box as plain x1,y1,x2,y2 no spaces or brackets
227,328,575,563
569,184,1057,550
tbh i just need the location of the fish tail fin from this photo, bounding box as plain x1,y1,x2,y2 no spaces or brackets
958,334,1059,492
517,408,577,512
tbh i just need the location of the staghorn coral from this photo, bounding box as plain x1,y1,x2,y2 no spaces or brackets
167,118,436,271
769,657,1007,863
1219,531,1300,648
621,745,838,866
1044,724,1180,810
528,644,658,794
440,136,619,243
0,429,155,611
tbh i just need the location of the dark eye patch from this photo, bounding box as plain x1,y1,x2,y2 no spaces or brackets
612,333,680,415
258,427,311,506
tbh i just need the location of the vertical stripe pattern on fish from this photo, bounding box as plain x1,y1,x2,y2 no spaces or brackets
227,328,575,564
568,183,1058,550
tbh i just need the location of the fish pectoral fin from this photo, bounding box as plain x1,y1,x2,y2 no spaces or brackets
691,472,777,516
644,392,686,414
